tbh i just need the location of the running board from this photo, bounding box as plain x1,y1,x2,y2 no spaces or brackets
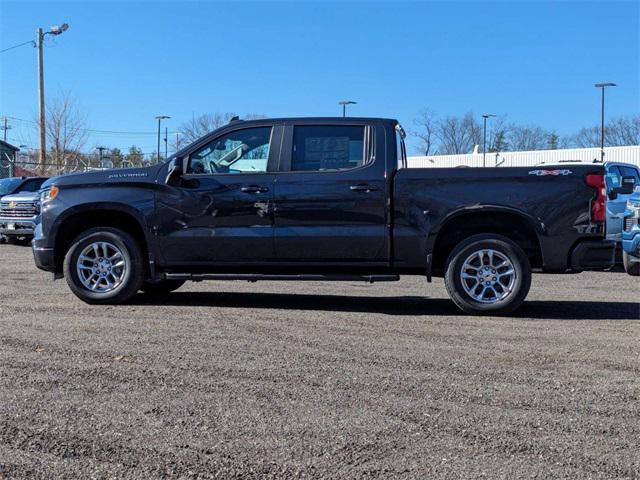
164,273,400,283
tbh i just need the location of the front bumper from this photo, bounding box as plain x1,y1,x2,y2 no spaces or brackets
0,217,37,236
570,240,616,271
32,245,56,272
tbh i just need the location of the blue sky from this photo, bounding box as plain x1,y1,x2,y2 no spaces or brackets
1,0,638,155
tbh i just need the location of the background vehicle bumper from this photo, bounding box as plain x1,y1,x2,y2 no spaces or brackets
0,218,36,236
570,240,616,271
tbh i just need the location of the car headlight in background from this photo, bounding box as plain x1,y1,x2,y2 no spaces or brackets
40,186,59,203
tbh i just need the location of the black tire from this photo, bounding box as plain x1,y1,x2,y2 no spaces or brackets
63,227,145,304
140,279,186,294
444,234,532,316
623,251,640,276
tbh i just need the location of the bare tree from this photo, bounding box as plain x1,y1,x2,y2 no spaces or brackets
176,112,267,146
507,125,549,151
434,112,482,154
571,115,640,148
487,116,510,152
412,109,436,155
43,93,89,174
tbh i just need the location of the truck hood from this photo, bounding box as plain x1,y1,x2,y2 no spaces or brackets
49,165,163,187
0,191,40,202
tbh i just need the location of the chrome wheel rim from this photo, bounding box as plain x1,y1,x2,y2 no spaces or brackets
76,241,127,293
460,249,516,304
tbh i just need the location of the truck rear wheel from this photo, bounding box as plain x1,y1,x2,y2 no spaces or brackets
63,227,145,304
444,234,531,315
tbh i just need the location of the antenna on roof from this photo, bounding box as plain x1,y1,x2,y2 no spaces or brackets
228,116,241,124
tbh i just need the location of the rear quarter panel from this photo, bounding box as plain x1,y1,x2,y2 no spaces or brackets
393,165,605,271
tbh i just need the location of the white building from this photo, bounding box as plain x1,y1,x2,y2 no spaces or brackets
407,145,640,169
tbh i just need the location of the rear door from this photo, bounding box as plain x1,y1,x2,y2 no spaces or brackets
272,121,389,264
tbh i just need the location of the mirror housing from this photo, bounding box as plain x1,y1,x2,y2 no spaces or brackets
619,176,636,195
608,176,636,200
165,157,184,186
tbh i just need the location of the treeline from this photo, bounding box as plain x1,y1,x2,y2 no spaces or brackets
412,110,640,155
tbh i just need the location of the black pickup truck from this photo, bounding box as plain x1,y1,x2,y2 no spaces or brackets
32,117,614,314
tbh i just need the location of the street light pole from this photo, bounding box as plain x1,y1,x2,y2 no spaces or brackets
482,114,495,168
36,23,69,174
594,82,616,163
155,115,170,163
338,100,357,117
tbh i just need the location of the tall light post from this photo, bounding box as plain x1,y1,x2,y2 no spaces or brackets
338,100,356,117
155,115,170,163
482,113,495,168
37,23,69,174
594,82,616,163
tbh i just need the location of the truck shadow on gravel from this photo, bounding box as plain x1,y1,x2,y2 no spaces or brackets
132,292,640,320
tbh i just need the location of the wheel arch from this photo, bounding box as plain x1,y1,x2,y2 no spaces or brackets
52,203,151,276
430,206,545,275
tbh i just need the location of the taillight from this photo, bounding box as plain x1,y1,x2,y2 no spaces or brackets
585,174,606,223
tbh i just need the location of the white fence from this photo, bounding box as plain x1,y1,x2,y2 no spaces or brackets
407,145,640,169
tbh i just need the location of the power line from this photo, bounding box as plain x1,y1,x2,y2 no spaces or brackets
4,116,178,136
0,39,36,54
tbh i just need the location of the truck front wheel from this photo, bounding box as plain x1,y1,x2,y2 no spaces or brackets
622,252,640,276
63,227,145,304
444,234,532,315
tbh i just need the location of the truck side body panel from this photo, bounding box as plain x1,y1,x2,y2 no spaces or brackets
393,165,605,271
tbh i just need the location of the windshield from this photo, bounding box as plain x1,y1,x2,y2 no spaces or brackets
0,178,22,196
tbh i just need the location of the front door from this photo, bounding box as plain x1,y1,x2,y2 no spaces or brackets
157,124,281,265
272,122,389,264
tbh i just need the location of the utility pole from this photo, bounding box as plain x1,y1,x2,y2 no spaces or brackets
37,28,45,173
36,23,69,174
482,114,495,168
1,117,11,142
155,115,170,163
175,132,181,154
594,82,616,163
164,126,168,160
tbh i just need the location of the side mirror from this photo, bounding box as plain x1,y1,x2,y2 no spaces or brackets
608,176,636,200
619,176,636,195
165,157,184,186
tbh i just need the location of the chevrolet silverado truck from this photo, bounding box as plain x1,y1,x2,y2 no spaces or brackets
0,176,47,244
32,117,615,315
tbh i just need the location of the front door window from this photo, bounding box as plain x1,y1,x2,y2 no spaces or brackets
187,127,272,175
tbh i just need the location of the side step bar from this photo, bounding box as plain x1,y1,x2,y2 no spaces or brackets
164,273,400,283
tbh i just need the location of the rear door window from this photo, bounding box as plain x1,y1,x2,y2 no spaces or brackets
291,125,367,172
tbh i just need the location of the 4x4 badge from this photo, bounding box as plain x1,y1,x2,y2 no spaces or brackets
528,169,573,176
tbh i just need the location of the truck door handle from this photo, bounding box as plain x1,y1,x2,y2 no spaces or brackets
350,184,378,192
241,185,269,193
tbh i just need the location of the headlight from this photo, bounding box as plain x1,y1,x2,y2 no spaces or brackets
40,186,59,203
627,199,640,217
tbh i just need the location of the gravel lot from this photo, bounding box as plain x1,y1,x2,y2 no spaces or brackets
1,244,639,479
